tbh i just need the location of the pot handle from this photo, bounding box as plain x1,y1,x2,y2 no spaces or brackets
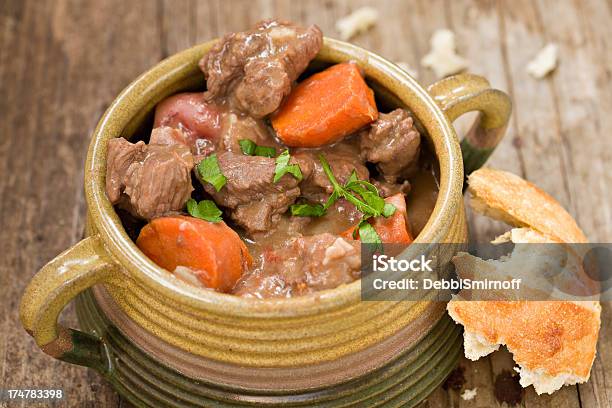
19,235,121,373
427,73,512,176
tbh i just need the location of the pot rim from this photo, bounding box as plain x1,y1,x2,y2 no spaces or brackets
84,37,463,317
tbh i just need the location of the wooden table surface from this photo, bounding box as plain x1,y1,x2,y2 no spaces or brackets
1,0,611,407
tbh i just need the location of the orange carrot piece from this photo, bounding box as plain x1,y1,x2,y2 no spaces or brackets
371,193,413,244
341,193,413,244
271,62,378,147
136,216,252,292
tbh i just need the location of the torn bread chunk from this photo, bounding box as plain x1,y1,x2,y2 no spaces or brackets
447,168,600,395
467,168,587,243
448,298,600,394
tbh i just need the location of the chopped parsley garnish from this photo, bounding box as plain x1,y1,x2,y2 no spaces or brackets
290,202,326,217
318,155,396,218
239,139,277,158
197,154,226,192
273,150,303,183
358,219,384,252
382,203,397,218
186,199,223,223
286,156,398,237
317,155,398,246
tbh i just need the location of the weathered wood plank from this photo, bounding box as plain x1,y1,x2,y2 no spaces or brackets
442,1,522,406
530,1,610,407
535,0,612,243
160,0,196,57
0,0,162,406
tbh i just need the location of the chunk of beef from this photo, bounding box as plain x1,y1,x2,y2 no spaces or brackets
293,141,369,203
201,152,300,234
106,137,194,220
233,233,361,298
149,126,187,146
217,111,282,153
372,179,411,198
153,92,222,157
149,125,215,163
360,108,421,183
200,20,323,118
106,138,147,204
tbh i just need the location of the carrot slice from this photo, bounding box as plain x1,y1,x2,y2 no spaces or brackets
371,193,414,244
271,62,378,147
341,193,413,244
136,216,252,292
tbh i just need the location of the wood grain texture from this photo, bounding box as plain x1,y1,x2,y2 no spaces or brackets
0,0,610,407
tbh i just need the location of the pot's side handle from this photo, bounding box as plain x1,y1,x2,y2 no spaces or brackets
20,235,121,373
427,73,512,176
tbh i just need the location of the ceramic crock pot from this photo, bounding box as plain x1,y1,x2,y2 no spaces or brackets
20,38,511,407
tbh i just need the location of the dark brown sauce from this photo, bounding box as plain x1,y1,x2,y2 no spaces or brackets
406,164,439,236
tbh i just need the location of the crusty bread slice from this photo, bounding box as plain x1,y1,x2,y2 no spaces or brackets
447,296,600,394
447,168,600,395
468,168,587,243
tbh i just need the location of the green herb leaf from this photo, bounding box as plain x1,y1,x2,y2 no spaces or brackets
382,203,396,217
319,154,386,216
239,139,256,155
346,170,359,185
239,139,276,158
186,198,223,222
274,150,303,183
358,220,383,252
347,183,385,214
345,178,379,194
290,203,326,217
318,155,399,229
197,154,226,192
344,177,386,213
319,154,342,190
342,191,381,215
323,190,340,210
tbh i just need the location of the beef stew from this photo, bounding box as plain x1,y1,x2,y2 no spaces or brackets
106,20,439,298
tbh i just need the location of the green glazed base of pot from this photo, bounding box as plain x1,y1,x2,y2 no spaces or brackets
76,290,462,407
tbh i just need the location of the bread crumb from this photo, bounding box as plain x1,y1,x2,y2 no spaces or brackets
335,7,379,40
421,29,469,78
461,388,478,400
526,43,558,79
396,62,418,79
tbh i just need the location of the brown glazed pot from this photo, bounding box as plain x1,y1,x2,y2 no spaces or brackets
20,38,511,407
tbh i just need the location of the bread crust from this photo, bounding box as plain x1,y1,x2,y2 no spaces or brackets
447,300,600,378
448,168,600,394
468,168,587,243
